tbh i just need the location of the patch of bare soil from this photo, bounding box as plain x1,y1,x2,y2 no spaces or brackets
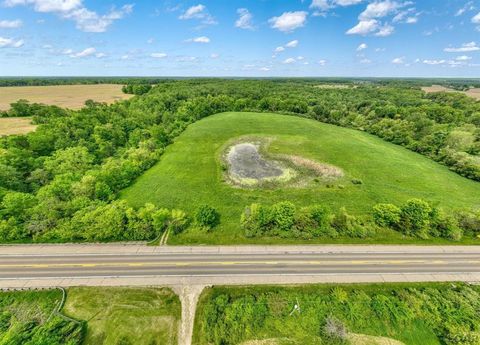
280,154,344,179
422,85,480,101
348,333,406,345
0,117,37,136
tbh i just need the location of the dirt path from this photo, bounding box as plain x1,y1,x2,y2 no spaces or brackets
173,285,206,345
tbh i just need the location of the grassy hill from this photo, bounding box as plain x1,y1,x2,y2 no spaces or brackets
121,112,480,244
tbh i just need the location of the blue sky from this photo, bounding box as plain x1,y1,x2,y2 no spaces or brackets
0,0,479,77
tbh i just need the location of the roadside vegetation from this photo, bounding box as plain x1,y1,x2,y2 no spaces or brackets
0,289,84,345
0,79,479,244
0,287,180,345
63,287,180,345
193,283,480,345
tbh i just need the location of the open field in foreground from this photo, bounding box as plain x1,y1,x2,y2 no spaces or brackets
193,283,480,345
0,287,180,345
63,287,180,345
121,112,480,245
422,85,480,100
0,116,36,135
0,84,132,110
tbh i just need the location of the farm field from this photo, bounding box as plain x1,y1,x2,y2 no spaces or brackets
0,116,36,135
422,85,480,100
0,84,132,110
121,111,480,245
63,287,180,345
193,283,480,345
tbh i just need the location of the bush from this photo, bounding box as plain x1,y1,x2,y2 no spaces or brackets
373,203,401,227
241,203,273,238
271,201,296,232
195,205,220,229
399,199,432,238
432,211,463,241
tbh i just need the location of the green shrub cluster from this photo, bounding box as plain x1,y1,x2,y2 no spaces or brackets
373,198,470,241
241,202,374,239
195,205,220,230
196,284,480,345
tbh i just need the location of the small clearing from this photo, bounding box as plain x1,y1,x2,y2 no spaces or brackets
0,117,36,136
422,85,480,101
280,154,344,179
348,333,406,345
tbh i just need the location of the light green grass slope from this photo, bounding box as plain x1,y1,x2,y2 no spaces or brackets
63,287,180,345
121,112,480,244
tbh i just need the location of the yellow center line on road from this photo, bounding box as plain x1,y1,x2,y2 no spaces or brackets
0,259,461,269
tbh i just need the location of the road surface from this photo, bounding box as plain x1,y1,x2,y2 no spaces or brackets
1,245,480,288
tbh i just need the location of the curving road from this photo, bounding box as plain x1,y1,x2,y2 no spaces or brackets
1,245,480,288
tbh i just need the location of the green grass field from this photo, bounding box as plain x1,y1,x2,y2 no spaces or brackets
63,287,180,345
193,283,480,345
121,112,480,244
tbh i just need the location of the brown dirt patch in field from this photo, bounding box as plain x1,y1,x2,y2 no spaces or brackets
280,154,344,179
0,117,36,136
0,84,132,110
348,333,406,345
422,85,480,101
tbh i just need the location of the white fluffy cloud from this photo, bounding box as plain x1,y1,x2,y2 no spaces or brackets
346,19,379,35
456,55,472,61
317,59,327,66
186,36,210,43
444,42,480,53
179,4,216,25
473,12,480,24
0,36,24,48
310,0,363,11
391,56,404,64
235,8,254,30
151,52,167,58
70,47,96,58
375,24,394,36
269,11,307,32
359,1,404,20
282,57,296,64
275,46,285,53
3,0,133,32
347,1,410,37
357,43,367,51
0,19,22,28
285,40,299,48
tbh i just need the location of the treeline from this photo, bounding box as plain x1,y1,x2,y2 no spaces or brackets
0,79,479,242
241,199,480,241
0,77,167,87
197,284,480,345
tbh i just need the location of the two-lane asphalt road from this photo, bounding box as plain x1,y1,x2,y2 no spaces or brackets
1,245,480,288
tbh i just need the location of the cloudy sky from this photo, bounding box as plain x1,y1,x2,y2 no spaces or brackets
0,0,479,77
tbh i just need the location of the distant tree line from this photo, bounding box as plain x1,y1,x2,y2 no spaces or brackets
0,79,479,242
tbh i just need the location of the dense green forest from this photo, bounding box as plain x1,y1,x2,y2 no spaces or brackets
194,283,480,345
0,79,479,242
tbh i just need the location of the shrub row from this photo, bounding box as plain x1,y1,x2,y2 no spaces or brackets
241,201,375,239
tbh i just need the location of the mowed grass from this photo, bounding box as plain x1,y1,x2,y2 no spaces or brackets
121,112,480,244
63,287,180,345
0,116,37,135
0,84,132,110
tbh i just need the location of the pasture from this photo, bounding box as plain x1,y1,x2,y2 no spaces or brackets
63,287,180,345
121,112,480,244
0,84,132,110
422,85,480,100
0,116,36,135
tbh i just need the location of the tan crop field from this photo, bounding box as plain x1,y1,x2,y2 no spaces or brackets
0,84,132,110
422,85,480,100
0,117,37,135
